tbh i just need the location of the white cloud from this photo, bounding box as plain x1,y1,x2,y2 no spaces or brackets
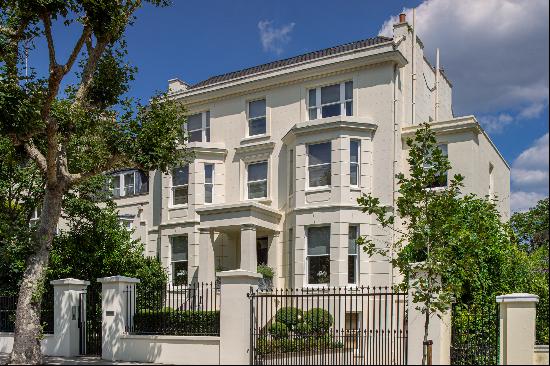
258,20,295,55
510,191,547,212
510,133,549,211
478,113,514,134
379,0,549,120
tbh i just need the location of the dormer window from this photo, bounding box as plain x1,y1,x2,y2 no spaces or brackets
109,170,149,198
308,81,353,120
187,111,210,142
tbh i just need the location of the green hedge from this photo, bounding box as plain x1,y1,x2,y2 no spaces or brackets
303,308,333,335
275,307,303,328
133,309,220,336
269,321,288,339
256,336,343,355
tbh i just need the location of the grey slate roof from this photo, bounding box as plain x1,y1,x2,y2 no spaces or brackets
189,36,393,90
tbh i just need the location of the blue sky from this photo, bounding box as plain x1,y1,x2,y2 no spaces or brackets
29,0,549,211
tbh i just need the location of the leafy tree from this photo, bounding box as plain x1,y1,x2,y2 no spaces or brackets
357,123,465,365
511,198,549,253
0,1,189,363
510,198,549,343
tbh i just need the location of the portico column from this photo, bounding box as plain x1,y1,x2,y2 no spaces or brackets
198,227,215,283
240,224,257,272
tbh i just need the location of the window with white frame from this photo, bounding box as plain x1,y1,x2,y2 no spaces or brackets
247,161,268,199
247,99,266,136
424,144,448,189
109,170,149,198
119,217,133,231
348,225,359,284
172,166,189,205
186,111,210,143
350,140,360,186
308,81,353,120
308,142,331,188
288,228,294,287
171,235,188,285
204,163,214,204
307,226,330,285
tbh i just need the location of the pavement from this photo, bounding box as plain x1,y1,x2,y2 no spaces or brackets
0,353,155,365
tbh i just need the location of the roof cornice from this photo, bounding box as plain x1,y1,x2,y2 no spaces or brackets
401,116,510,169
171,47,406,106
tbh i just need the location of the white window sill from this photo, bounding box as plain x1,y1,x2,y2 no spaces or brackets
304,284,330,290
350,186,361,192
168,204,189,210
240,134,271,144
244,198,272,205
305,186,331,193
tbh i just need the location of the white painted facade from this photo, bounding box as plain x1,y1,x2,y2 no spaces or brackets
108,19,510,289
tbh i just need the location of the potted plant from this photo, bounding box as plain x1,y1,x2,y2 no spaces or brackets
257,264,275,291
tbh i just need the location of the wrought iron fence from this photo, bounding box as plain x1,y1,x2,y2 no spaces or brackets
125,282,220,336
248,286,408,365
450,303,499,365
0,290,54,334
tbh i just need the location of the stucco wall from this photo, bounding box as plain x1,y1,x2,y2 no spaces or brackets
0,333,56,356
534,345,549,365
118,335,220,364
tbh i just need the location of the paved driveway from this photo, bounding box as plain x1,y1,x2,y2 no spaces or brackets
0,353,155,365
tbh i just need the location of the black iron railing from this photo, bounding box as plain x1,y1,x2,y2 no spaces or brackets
450,303,499,365
0,290,54,334
126,282,220,336
248,286,408,365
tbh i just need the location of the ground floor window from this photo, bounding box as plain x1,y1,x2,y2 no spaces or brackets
307,226,330,285
171,235,188,285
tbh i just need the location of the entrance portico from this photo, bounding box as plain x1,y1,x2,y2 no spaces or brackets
196,202,282,284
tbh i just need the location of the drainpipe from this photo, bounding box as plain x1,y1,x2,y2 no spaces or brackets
391,63,399,288
435,48,440,122
412,8,416,125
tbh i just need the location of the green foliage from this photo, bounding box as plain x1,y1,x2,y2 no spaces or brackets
294,322,312,337
268,322,288,339
257,264,275,279
275,307,303,328
256,336,343,355
511,198,549,253
303,308,333,335
133,310,220,336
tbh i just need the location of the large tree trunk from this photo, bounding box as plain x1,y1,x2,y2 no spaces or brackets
9,185,64,365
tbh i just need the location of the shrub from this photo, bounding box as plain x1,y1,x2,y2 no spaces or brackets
256,264,275,279
269,321,288,339
133,310,219,335
294,322,312,337
275,307,303,328
304,308,333,335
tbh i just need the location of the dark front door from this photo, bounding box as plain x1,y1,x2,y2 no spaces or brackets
256,237,268,265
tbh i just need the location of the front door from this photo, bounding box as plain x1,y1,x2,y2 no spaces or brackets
256,237,268,266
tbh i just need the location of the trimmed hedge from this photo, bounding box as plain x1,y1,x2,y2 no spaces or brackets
303,308,333,335
275,307,303,328
269,321,288,339
256,336,343,355
133,309,220,335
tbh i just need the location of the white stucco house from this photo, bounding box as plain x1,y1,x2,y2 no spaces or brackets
109,16,510,289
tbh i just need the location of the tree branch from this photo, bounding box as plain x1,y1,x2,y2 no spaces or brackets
23,142,47,174
41,14,57,71
63,25,92,75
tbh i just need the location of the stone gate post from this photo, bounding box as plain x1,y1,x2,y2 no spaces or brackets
497,293,539,365
218,269,261,365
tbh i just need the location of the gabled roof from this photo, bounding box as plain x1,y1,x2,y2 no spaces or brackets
188,36,393,90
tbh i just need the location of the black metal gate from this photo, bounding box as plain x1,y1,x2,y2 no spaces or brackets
78,286,102,356
249,287,408,365
450,303,499,365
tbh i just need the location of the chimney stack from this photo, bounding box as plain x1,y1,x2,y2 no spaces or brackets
168,78,189,94
399,13,407,23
